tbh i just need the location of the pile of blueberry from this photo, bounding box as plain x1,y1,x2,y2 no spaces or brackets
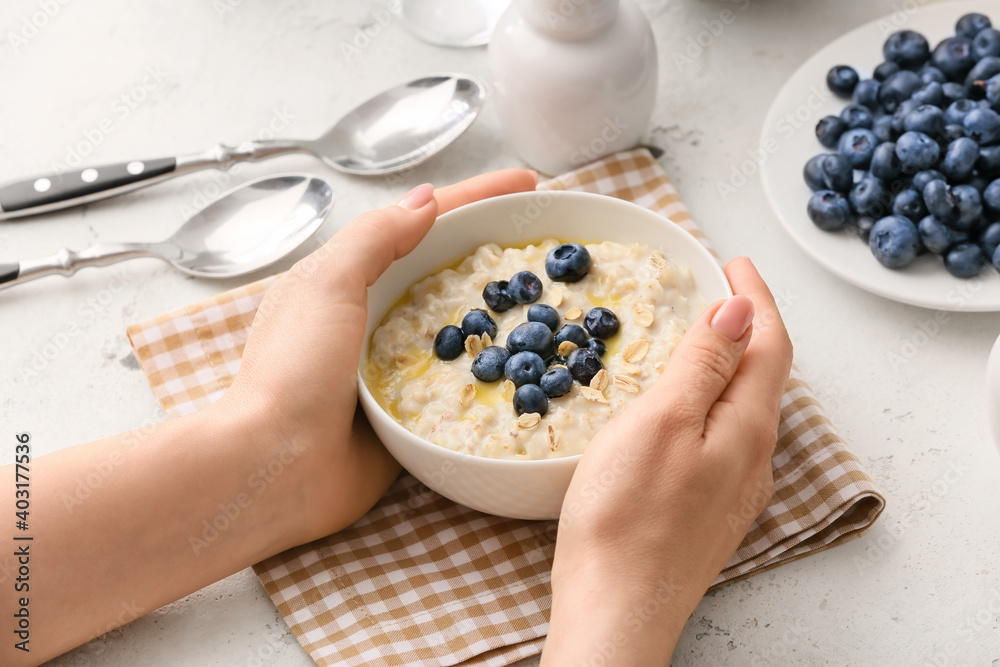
806,12,1000,278
432,242,620,419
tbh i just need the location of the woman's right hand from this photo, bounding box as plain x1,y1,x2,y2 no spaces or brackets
542,257,793,665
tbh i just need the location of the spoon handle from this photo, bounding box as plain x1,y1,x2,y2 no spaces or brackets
0,140,309,221
0,243,155,290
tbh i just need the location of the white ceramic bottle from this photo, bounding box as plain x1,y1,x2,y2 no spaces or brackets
488,0,658,174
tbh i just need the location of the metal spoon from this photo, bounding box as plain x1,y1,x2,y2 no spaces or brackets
0,73,483,220
0,174,334,289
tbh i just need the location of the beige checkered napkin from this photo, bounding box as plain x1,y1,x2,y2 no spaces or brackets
126,149,886,667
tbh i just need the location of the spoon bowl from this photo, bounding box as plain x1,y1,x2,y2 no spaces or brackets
0,174,335,289
314,74,486,175
166,174,334,277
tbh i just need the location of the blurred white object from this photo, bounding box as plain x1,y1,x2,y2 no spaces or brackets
489,0,658,174
402,0,510,47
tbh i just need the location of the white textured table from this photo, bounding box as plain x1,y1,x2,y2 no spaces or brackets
2,0,999,665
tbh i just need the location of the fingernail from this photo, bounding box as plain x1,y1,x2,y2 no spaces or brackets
711,295,754,341
527,169,539,186
397,183,434,210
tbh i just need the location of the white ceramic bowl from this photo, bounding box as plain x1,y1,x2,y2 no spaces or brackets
358,190,732,519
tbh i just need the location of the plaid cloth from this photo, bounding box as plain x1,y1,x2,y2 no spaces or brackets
126,149,885,666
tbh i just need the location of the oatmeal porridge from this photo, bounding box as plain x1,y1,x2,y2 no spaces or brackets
364,239,706,460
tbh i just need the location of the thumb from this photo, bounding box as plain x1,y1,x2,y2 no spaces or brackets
317,183,438,290
646,294,755,420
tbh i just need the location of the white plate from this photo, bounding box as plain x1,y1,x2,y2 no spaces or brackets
760,0,1000,312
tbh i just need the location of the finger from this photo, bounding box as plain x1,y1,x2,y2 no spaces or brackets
716,257,793,414
435,168,538,214
315,183,439,290
643,292,755,424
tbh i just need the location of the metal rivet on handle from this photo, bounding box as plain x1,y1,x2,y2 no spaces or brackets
81,169,98,183
126,161,144,175
34,178,51,192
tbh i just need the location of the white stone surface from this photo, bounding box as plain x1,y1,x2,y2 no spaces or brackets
0,0,998,665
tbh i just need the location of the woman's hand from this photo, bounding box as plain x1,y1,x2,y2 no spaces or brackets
542,257,793,666
215,169,540,543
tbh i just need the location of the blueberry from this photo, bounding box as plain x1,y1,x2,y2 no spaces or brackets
922,179,959,222
587,339,606,357
504,351,547,388
808,191,853,231
956,13,991,39
434,325,465,361
942,137,980,181
892,99,920,135
952,184,983,230
840,104,874,130
913,169,946,191
945,99,978,125
942,82,967,103
985,73,1000,107
911,81,944,107
461,309,498,339
483,280,516,312
821,154,854,193
873,115,897,143
838,128,879,169
941,123,967,145
879,70,922,113
979,221,1000,258
884,30,931,68
892,188,927,223
527,303,560,331
850,177,891,219
944,242,985,277
994,245,1000,271
903,104,945,136
918,215,959,254
471,346,510,383
919,66,947,85
973,28,1000,60
539,367,574,399
870,142,901,181
554,325,588,357
826,65,859,97
984,179,1000,214
507,270,542,304
513,383,548,417
964,56,1000,89
506,321,554,359
895,131,941,172
803,154,828,191
816,115,848,148
583,307,620,339
869,216,921,269
964,107,1000,144
855,79,881,109
979,145,1000,174
566,348,604,386
545,243,591,283
931,36,975,81
873,61,901,82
